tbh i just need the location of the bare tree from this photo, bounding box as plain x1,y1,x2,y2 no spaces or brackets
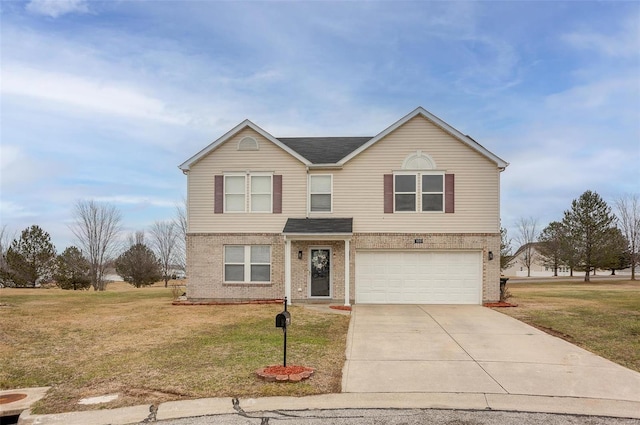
70,200,123,291
173,197,187,275
515,217,539,277
500,227,514,271
615,194,639,280
149,221,178,287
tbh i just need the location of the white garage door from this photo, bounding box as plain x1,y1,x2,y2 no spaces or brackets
355,251,482,304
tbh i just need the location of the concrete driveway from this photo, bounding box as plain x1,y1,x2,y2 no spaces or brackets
342,305,640,402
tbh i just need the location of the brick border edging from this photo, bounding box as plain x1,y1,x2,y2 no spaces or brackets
172,299,284,306
256,366,315,382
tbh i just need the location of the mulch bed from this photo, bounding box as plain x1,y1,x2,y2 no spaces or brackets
173,299,284,306
484,302,518,307
256,365,315,382
330,305,352,311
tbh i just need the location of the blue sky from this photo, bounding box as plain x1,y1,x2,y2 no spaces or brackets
1,0,639,250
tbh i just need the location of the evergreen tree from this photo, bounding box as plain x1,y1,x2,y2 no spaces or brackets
562,191,617,281
54,246,92,290
537,221,566,276
0,225,56,287
598,228,631,275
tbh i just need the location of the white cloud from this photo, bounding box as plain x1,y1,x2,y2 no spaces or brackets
1,64,189,125
0,200,39,220
562,17,640,58
92,196,176,208
26,0,89,18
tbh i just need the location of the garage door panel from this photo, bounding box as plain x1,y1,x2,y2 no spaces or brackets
356,251,482,304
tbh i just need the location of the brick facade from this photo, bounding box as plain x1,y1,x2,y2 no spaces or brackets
187,232,501,303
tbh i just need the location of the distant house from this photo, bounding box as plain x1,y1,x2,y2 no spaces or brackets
503,243,571,277
179,107,508,305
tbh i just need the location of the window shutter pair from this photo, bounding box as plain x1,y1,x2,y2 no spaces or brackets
214,175,282,214
383,174,455,213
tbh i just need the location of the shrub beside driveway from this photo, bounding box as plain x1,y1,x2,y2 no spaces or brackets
0,283,350,414
496,279,640,373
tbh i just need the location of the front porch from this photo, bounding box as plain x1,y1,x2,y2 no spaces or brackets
283,218,353,306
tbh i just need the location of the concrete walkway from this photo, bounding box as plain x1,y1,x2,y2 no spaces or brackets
342,305,640,401
15,305,640,424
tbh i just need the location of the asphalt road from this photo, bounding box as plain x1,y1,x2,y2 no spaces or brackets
156,408,640,425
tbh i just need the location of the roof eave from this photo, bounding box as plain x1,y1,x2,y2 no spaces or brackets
308,163,343,170
283,233,353,241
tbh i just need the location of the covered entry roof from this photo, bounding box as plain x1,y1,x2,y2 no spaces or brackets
283,218,353,234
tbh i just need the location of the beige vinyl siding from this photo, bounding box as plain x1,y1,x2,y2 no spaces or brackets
188,128,307,233
333,116,501,233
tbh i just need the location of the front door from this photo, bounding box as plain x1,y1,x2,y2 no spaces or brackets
310,248,331,297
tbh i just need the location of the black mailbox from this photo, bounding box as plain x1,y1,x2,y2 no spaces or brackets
275,311,291,328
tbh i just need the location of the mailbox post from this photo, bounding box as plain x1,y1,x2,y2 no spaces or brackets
275,297,291,366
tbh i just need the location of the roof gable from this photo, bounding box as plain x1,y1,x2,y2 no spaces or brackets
179,107,509,171
338,107,509,169
178,120,311,171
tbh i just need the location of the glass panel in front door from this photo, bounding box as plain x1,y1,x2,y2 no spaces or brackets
310,249,330,297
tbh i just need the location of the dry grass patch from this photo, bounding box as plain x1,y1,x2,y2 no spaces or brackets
0,283,350,414
497,279,640,372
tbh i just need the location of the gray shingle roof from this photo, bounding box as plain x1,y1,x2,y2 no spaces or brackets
283,218,353,234
277,137,371,164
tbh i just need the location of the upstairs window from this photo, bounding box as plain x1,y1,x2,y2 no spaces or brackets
250,175,272,212
309,175,332,212
224,175,246,212
394,172,444,212
223,173,272,213
421,174,444,212
394,174,417,212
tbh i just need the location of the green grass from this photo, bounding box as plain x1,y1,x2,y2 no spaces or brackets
0,283,350,413
499,280,640,372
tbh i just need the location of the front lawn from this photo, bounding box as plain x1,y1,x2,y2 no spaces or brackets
0,283,350,414
497,279,640,372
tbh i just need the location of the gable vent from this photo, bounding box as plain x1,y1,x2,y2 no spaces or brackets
238,137,259,151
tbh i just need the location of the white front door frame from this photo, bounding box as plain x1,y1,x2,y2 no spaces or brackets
283,234,351,306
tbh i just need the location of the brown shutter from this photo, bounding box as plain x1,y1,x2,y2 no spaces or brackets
445,174,455,213
273,175,282,213
384,174,393,213
214,175,224,214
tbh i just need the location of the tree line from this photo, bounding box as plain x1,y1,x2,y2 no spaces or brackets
502,191,639,282
0,199,187,290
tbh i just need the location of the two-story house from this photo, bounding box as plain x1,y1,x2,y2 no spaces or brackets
179,107,508,305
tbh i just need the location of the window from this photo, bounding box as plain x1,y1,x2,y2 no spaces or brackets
421,174,443,212
223,173,272,213
394,174,416,212
224,175,246,212
250,175,272,212
310,175,332,212
224,245,271,283
394,173,444,212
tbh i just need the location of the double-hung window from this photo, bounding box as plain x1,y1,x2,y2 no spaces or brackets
250,175,272,212
394,172,444,212
421,174,444,212
394,174,417,212
224,173,272,213
224,245,271,283
224,175,246,212
309,175,332,212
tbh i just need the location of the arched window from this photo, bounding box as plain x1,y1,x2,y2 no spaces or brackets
401,150,436,170
237,137,259,151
